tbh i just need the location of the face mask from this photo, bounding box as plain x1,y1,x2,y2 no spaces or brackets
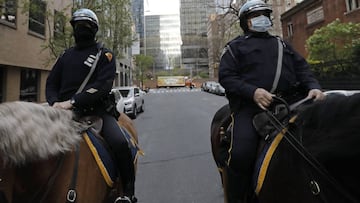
249,15,272,32
73,24,96,45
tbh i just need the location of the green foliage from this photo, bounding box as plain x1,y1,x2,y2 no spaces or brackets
134,54,154,84
306,19,360,76
92,0,133,59
306,19,360,61
134,55,153,69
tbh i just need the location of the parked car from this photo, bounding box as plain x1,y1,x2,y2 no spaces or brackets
202,81,218,92
111,88,125,114
213,83,225,96
116,86,144,119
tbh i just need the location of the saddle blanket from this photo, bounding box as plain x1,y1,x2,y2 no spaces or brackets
252,128,287,195
83,127,144,187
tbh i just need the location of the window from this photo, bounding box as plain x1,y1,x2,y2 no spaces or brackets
346,0,360,11
54,10,65,39
0,0,17,24
287,23,294,37
28,0,46,35
20,69,39,102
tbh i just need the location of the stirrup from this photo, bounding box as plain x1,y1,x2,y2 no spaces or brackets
114,196,131,203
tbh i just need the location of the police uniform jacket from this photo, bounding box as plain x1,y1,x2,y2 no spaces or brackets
219,32,321,113
46,42,115,115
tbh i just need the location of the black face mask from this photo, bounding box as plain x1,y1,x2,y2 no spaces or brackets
73,24,96,48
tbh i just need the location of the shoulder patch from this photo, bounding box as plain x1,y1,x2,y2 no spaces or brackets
105,52,113,62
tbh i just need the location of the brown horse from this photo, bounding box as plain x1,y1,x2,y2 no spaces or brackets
0,101,142,203
211,94,360,203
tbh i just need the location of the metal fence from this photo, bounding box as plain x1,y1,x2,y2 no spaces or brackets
310,58,360,90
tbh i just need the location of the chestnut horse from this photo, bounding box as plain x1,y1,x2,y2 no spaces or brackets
211,94,360,203
0,101,141,203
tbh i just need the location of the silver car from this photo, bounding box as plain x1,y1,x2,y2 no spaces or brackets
111,88,125,114
116,86,144,119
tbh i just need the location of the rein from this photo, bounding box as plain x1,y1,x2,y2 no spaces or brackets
66,144,80,203
265,111,358,203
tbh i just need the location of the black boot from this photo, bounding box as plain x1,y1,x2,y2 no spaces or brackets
123,181,137,202
223,166,250,203
117,147,137,202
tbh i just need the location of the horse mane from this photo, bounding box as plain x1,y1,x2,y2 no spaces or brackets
296,94,360,162
0,101,88,166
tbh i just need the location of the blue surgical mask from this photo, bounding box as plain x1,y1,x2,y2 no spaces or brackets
250,15,272,32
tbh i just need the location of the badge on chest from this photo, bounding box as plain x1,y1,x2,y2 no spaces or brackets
84,54,97,67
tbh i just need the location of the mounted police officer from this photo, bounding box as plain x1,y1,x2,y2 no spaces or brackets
46,8,137,203
218,1,325,202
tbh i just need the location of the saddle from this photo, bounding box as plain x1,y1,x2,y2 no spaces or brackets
75,115,143,188
76,116,103,135
252,97,291,141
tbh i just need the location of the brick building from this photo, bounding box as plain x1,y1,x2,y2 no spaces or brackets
281,0,360,58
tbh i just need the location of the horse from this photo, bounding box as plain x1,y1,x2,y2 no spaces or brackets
210,93,360,203
0,101,142,203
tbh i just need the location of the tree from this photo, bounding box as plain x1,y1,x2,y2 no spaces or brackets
134,54,154,89
306,19,360,62
306,19,360,76
95,0,133,59
19,0,133,64
208,1,242,78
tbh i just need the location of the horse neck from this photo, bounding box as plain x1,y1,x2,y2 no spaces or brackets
0,166,15,203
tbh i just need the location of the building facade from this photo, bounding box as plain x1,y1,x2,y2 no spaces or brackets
268,0,305,37
281,0,360,57
180,0,216,77
0,0,73,102
145,14,182,70
0,0,133,103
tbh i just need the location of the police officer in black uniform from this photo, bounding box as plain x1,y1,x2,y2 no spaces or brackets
219,1,325,202
46,8,136,203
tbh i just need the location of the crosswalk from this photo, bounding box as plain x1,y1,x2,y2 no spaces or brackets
148,88,201,94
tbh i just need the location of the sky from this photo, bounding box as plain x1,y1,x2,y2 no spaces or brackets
144,0,180,15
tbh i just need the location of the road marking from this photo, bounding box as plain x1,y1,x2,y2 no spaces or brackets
149,88,201,94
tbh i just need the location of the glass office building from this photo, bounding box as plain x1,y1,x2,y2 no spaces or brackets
180,0,216,77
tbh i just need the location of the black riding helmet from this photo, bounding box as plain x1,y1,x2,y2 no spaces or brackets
70,8,99,33
238,0,272,32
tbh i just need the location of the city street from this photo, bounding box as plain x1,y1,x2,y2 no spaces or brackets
133,88,228,203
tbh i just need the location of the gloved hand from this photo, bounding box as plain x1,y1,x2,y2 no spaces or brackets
253,88,275,110
307,89,325,101
53,100,73,110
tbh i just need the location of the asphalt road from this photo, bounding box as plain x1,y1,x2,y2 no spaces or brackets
133,88,228,203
